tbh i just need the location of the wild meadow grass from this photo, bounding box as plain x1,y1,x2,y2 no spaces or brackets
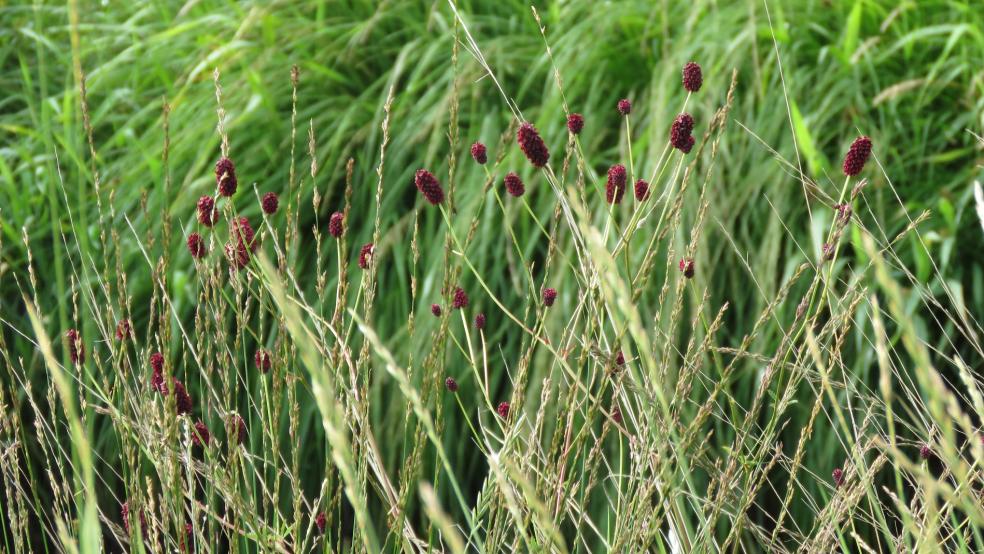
2,1,984,552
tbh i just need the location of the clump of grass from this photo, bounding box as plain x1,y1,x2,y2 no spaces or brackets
2,2,984,553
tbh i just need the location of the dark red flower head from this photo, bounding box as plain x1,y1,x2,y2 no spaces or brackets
225,242,251,270
474,312,486,330
615,350,625,368
606,164,627,204
497,401,510,419
682,62,703,92
517,122,550,168
261,192,279,215
617,98,632,115
670,113,695,151
150,351,164,373
634,179,650,201
445,376,458,392
254,349,272,373
358,243,374,269
542,287,557,307
504,172,525,197
121,502,147,536
151,365,168,395
328,212,344,238
173,379,193,415
832,467,844,488
611,405,622,424
842,136,872,176
470,142,488,165
193,420,211,447
231,217,257,251
414,169,445,205
65,329,84,365
679,258,695,279
431,304,442,317
187,232,206,258
231,414,247,445
215,157,237,197
919,443,932,460
197,195,216,227
680,135,696,154
315,512,327,535
567,113,584,135
452,287,468,309
115,319,132,341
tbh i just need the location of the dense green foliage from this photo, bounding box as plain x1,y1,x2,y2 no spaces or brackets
1,0,983,551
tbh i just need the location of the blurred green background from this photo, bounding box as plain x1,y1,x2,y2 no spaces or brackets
1,0,983,546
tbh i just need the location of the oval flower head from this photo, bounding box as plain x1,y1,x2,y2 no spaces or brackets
517,122,549,168
414,169,445,205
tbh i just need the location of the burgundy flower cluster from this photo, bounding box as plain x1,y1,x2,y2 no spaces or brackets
517,122,550,168
842,136,872,176
670,113,695,154
606,164,627,204
414,169,445,205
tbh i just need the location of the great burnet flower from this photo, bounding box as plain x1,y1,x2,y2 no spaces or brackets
832,467,844,488
474,313,486,330
682,61,703,92
226,217,257,270
611,405,622,424
173,379,193,415
328,212,344,238
842,136,872,176
470,142,488,165
115,319,132,341
358,243,374,269
254,349,272,373
919,443,932,460
197,195,216,227
670,113,695,152
497,401,510,419
634,179,650,201
617,98,632,115
414,169,444,205
567,113,584,135
679,258,695,279
121,502,147,536
261,192,279,215
542,287,557,307
231,414,247,445
504,172,525,197
431,304,442,317
517,122,549,168
445,376,458,392
606,164,627,204
315,512,327,535
452,287,468,309
187,233,206,258
66,329,84,365
192,420,211,447
215,157,237,197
